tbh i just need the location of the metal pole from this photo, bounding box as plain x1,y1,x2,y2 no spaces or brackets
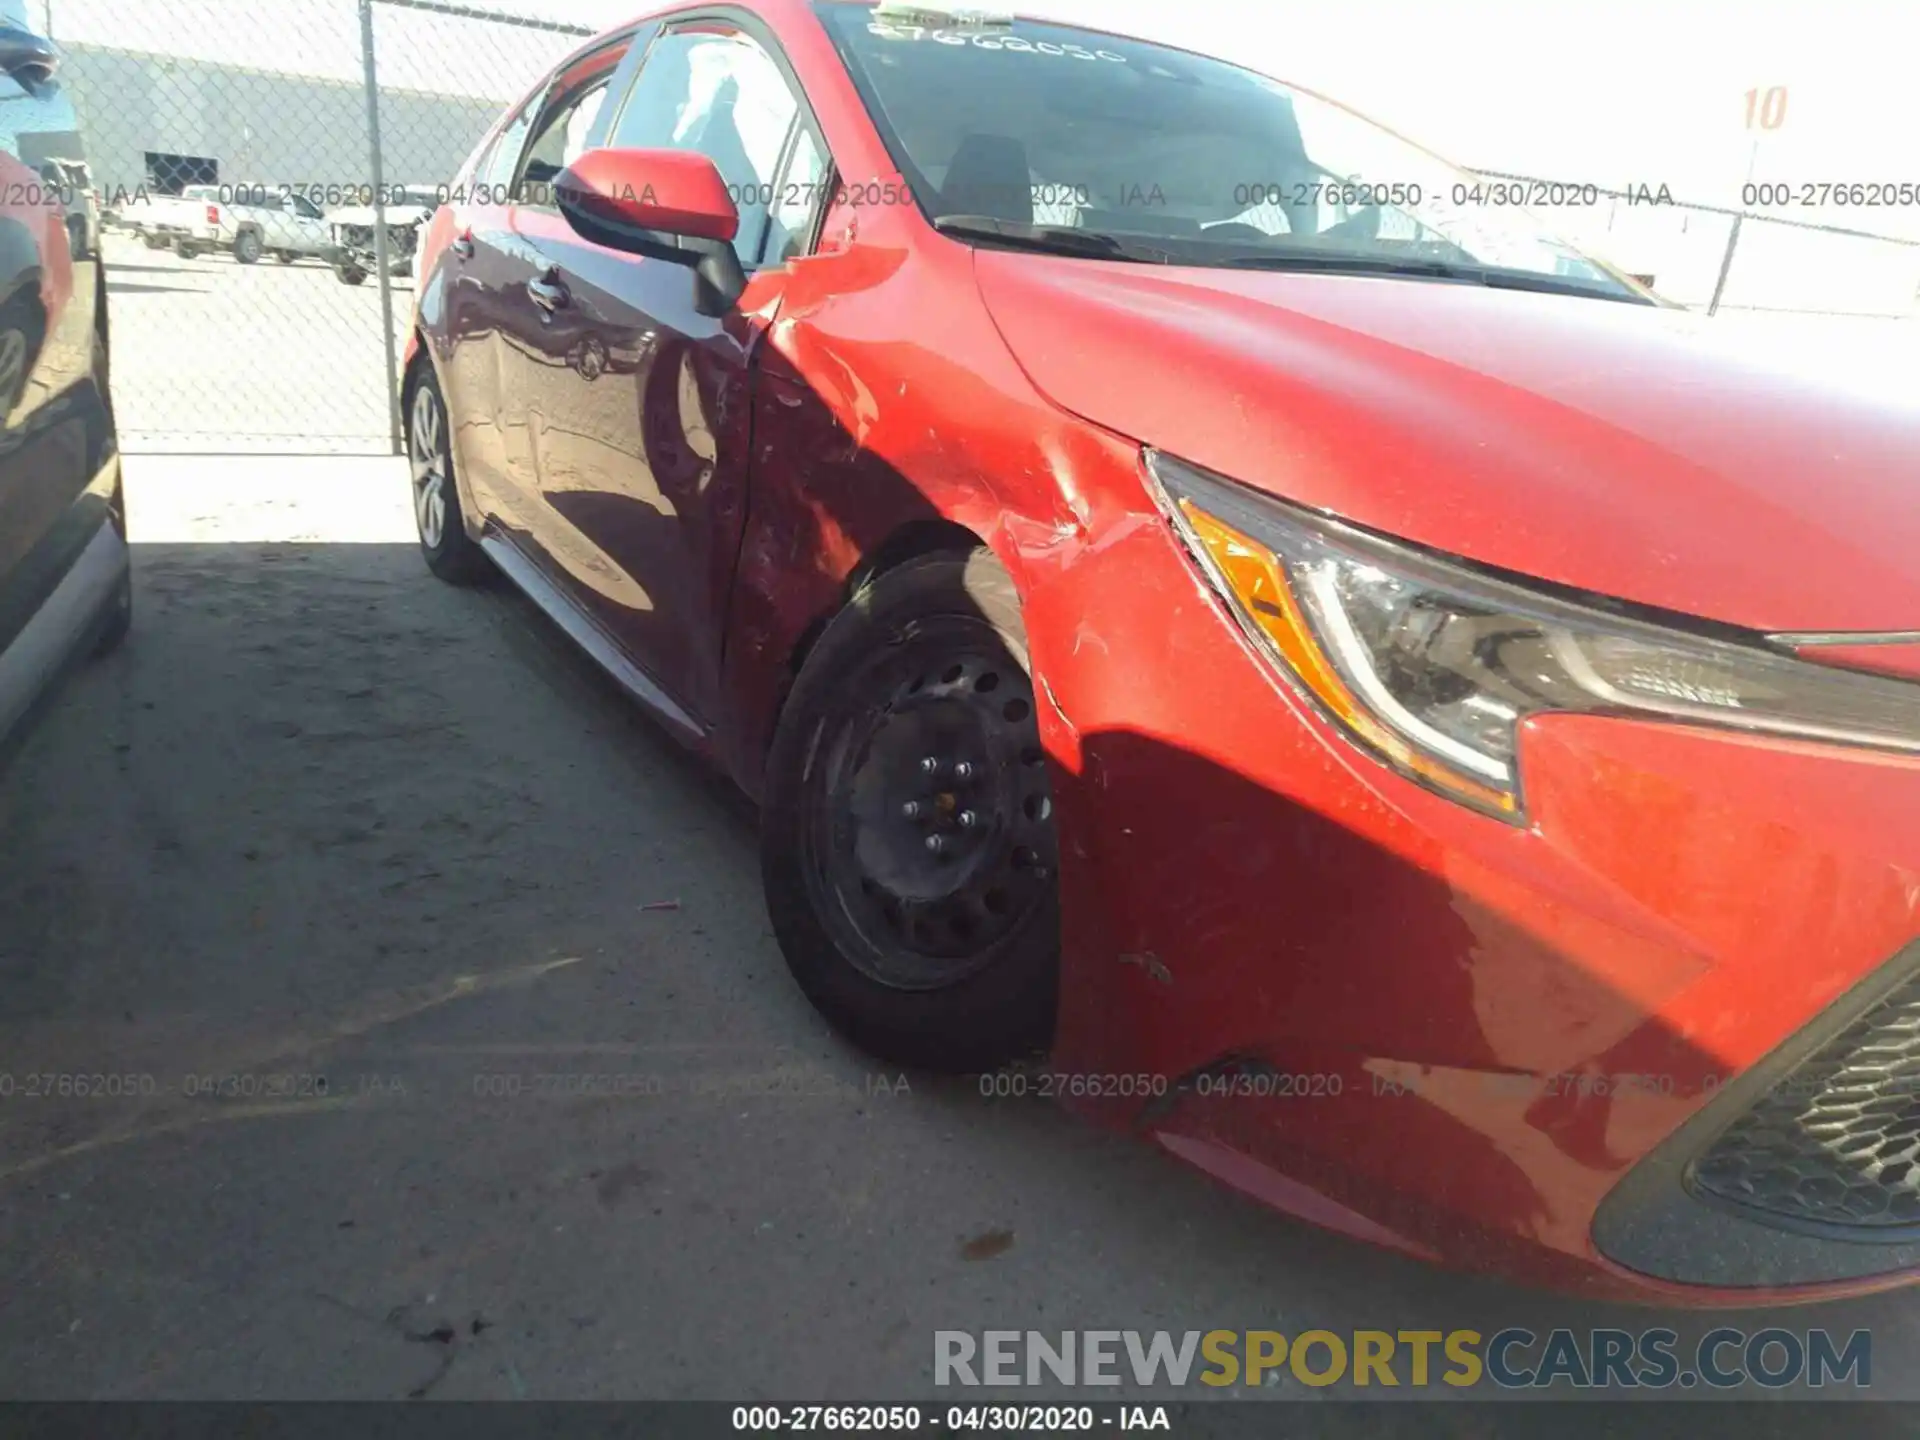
1707,212,1743,316
359,0,403,456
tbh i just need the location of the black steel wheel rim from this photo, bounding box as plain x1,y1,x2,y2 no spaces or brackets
800,613,1057,992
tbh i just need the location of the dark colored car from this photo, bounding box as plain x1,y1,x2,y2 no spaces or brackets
0,14,129,759
405,0,1920,1303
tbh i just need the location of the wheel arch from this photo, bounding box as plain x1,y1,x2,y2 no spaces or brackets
727,489,1039,806
402,323,429,381
784,517,990,685
401,341,482,541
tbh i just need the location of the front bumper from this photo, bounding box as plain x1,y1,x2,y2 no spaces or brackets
1595,938,1920,1290
1027,486,1920,1302
328,224,419,268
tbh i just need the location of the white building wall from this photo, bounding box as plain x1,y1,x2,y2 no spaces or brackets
63,45,524,201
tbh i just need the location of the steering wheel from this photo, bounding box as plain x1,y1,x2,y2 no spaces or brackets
1320,205,1382,243
1200,222,1279,243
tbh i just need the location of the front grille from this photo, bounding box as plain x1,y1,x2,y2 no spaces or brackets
334,223,418,254
1691,971,1920,1232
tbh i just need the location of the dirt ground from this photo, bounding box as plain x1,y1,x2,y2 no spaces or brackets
1,457,1915,1415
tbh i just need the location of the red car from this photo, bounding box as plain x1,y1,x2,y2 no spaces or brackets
404,0,1920,1305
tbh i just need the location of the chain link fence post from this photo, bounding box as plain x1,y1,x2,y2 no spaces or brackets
1708,212,1743,317
359,0,404,456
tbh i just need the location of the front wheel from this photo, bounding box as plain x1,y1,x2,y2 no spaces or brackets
761,549,1060,1073
334,263,368,286
404,362,487,585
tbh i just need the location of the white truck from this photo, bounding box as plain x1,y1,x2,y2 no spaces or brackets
324,186,442,285
120,184,333,264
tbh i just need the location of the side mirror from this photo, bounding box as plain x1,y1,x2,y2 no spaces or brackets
556,147,746,315
0,24,57,87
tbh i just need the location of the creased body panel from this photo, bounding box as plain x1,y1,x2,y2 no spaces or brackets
978,253,1920,634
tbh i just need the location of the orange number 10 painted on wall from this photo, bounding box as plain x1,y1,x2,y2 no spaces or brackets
1744,86,1789,130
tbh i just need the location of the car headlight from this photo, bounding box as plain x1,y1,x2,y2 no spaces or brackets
1147,450,1920,822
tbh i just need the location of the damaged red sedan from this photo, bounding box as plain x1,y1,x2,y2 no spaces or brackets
404,0,1920,1304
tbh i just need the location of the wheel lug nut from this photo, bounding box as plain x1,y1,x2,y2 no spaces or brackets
956,810,979,830
925,835,949,856
953,761,976,782
920,756,942,776
901,801,924,820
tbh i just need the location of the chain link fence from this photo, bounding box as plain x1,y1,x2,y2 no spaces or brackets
1474,171,1920,320
34,0,1920,454
54,0,589,452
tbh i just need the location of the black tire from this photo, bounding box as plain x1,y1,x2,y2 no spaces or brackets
93,570,132,657
173,240,200,260
233,229,263,264
335,263,368,286
762,549,1060,1073
141,233,168,250
92,335,129,657
274,250,296,265
403,362,487,585
0,285,47,419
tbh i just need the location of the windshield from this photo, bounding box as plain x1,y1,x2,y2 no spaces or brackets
819,3,1643,300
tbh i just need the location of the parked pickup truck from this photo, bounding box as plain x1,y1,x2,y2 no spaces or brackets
121,184,333,264
37,158,99,261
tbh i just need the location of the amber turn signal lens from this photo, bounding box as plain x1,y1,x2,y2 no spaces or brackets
1176,497,1520,818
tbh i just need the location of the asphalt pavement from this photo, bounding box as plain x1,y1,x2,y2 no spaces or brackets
0,458,1915,1422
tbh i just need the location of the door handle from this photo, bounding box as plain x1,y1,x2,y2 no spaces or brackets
450,230,474,261
527,271,570,316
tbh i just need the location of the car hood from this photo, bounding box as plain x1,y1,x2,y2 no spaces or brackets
973,252,1920,634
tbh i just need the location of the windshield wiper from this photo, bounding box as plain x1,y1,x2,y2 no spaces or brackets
1220,251,1484,280
1218,249,1650,303
932,215,1171,263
